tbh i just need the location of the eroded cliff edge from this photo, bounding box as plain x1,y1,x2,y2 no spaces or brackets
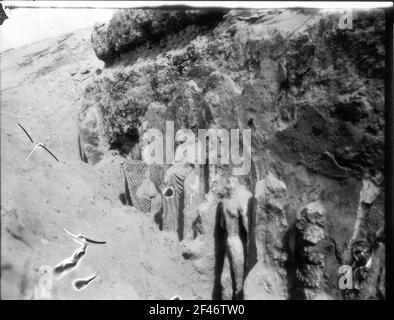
78,8,385,300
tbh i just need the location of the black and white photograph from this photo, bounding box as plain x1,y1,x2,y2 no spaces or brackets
0,0,392,304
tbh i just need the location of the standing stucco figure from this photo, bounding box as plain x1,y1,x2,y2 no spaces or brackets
219,177,252,299
162,164,192,239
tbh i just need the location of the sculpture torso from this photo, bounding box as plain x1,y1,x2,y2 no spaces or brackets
221,196,241,238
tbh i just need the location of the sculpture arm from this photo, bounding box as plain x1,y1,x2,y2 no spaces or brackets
218,202,225,229
239,204,249,239
239,204,249,267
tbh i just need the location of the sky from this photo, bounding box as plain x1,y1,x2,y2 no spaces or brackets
0,8,114,52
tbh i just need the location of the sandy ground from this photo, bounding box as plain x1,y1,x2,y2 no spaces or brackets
1,28,210,300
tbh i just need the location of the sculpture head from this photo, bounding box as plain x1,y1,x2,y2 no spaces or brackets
225,177,240,195
352,239,373,267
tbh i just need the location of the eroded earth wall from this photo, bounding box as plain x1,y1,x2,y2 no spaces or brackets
79,8,386,300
